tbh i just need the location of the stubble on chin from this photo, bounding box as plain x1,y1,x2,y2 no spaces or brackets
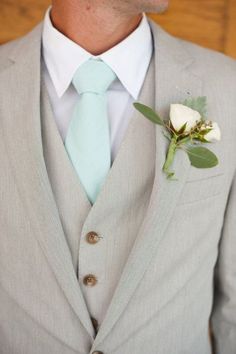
111,0,169,15
71,0,169,16
137,0,169,13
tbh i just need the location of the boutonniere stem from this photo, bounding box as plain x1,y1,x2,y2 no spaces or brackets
162,137,177,178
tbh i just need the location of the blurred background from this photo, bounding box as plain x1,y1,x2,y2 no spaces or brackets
0,0,236,58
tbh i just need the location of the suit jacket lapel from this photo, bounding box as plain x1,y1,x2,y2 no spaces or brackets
91,19,203,350
0,24,94,340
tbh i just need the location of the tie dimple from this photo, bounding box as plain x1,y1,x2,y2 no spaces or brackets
73,58,117,95
65,59,117,204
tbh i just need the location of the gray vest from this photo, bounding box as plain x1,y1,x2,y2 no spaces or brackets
40,55,156,333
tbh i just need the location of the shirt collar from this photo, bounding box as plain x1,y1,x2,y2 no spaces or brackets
42,7,153,99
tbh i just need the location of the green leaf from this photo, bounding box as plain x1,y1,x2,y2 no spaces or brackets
186,146,218,168
192,136,210,143
133,102,164,126
198,128,212,135
182,96,207,118
177,122,187,134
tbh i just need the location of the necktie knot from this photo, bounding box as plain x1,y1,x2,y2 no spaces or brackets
73,58,117,95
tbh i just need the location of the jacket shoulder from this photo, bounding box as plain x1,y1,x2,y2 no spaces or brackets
0,38,20,71
149,20,236,82
0,23,43,73
176,36,236,81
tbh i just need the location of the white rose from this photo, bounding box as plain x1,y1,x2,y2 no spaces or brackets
204,122,221,142
170,104,201,133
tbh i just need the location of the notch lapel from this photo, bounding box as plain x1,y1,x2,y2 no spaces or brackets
91,20,203,350
0,25,94,340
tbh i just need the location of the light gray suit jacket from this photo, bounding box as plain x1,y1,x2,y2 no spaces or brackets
0,19,236,354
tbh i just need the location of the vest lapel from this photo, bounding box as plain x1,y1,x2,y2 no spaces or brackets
91,20,203,350
0,25,95,340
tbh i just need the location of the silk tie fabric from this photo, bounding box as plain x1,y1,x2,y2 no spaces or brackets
65,58,117,204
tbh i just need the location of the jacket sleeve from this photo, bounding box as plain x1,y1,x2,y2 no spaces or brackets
211,169,236,354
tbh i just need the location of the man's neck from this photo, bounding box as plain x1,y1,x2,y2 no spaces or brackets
50,2,142,55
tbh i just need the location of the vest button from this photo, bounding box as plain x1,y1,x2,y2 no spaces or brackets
86,231,101,244
83,274,98,286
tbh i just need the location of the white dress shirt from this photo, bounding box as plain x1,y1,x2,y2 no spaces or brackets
42,8,153,162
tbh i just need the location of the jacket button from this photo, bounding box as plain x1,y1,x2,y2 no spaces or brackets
83,274,98,286
86,231,101,244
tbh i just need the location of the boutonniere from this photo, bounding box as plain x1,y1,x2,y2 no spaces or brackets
134,97,221,179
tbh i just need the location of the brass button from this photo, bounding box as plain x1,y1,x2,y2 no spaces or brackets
86,231,101,244
83,274,98,286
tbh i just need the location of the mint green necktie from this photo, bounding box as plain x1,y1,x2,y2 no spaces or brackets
65,58,117,204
